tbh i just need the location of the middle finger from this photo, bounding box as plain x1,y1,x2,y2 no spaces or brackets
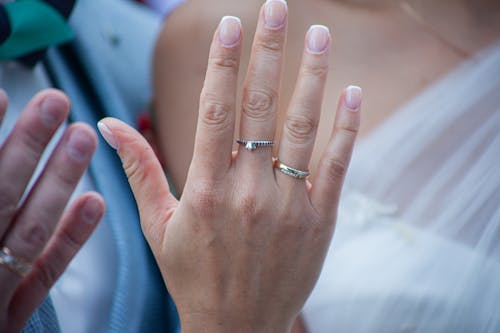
238,0,288,166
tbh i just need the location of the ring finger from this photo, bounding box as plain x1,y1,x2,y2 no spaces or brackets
276,25,331,185
238,0,288,167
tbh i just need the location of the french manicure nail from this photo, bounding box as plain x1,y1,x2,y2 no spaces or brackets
97,122,119,149
40,96,67,128
345,85,362,111
67,129,94,162
264,0,287,30
82,197,102,224
306,25,330,54
219,16,242,47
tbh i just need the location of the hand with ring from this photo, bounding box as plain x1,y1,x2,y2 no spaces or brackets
98,1,361,331
0,89,105,332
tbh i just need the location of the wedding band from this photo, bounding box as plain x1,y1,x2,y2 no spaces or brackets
236,139,274,151
274,159,310,179
0,246,32,278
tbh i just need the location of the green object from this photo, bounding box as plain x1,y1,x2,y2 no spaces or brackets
0,0,73,60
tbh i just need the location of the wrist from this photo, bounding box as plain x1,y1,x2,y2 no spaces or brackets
179,310,293,333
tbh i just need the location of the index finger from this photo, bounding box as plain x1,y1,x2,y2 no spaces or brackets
190,16,243,181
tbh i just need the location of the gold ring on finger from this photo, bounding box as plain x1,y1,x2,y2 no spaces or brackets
274,158,310,179
0,246,32,278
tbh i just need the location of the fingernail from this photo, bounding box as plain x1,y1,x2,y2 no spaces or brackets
40,96,67,128
345,85,362,111
264,0,287,30
219,16,242,47
306,25,330,54
97,122,119,149
82,197,103,224
67,128,94,162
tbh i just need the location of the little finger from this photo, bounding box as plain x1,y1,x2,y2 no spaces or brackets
311,86,361,221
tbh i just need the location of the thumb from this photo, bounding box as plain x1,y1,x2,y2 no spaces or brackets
97,117,178,248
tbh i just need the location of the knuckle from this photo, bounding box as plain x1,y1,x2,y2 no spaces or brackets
242,88,276,121
200,93,232,127
123,147,150,185
0,190,17,219
59,228,83,254
16,222,51,252
124,158,141,183
300,62,329,79
20,126,46,156
255,35,284,54
337,123,359,139
236,189,266,224
324,157,348,181
33,259,59,290
238,192,258,217
189,182,222,219
284,114,318,144
54,165,80,190
208,56,239,72
273,210,313,241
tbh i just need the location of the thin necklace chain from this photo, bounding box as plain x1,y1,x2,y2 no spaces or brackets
399,1,472,59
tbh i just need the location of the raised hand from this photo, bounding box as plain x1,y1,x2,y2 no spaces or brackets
0,89,105,332
98,1,361,332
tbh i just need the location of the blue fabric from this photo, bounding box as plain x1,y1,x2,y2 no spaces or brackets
144,0,185,18
22,0,182,331
0,0,76,67
45,46,179,332
22,297,61,333
69,0,163,124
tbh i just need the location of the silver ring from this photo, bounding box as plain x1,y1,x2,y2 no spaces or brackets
0,246,32,278
274,159,310,179
236,139,274,151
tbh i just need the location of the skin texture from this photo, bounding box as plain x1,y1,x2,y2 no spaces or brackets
0,89,105,332
99,3,361,332
152,0,500,194
150,1,499,332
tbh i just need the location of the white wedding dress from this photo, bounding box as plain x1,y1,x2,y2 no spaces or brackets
302,43,500,332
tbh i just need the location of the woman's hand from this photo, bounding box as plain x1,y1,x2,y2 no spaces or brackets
0,89,105,332
99,1,361,332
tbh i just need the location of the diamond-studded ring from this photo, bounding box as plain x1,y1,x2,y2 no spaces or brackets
236,139,274,151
